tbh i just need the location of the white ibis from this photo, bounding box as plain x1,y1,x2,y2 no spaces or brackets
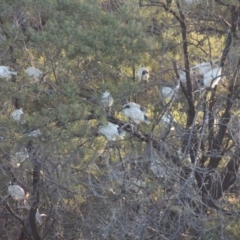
161,86,174,99
10,148,29,167
123,102,146,113
12,108,25,123
17,206,47,224
178,68,201,90
25,129,42,138
200,67,222,88
178,69,188,84
25,67,43,81
137,67,149,82
101,91,113,108
0,66,17,78
99,122,125,141
121,103,150,125
191,60,218,76
160,114,175,130
162,80,180,101
8,182,25,200
178,68,197,84
35,208,47,224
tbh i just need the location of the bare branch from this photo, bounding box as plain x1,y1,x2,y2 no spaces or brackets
3,201,24,224
208,57,240,168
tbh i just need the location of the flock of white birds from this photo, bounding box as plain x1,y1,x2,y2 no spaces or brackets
99,62,223,141
99,97,151,141
0,65,43,129
0,66,43,165
4,62,223,204
7,182,47,223
0,66,44,140
99,122,126,141
0,66,17,78
162,60,222,99
0,65,46,221
99,68,152,141
179,60,222,88
7,177,47,225
0,65,43,80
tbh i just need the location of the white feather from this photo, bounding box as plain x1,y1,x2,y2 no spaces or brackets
35,209,47,224
160,114,175,130
191,61,218,75
124,102,146,113
162,86,174,99
25,129,42,138
201,67,222,88
16,206,47,224
10,148,29,167
0,66,17,78
99,122,125,141
25,67,43,80
12,108,25,123
122,104,150,124
137,67,149,82
8,184,25,200
161,114,172,124
101,91,113,108
178,69,198,84
178,70,187,83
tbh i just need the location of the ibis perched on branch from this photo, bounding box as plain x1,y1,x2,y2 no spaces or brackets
12,108,25,123
17,206,47,224
121,102,150,125
161,86,174,99
35,208,47,224
99,122,125,141
137,67,149,82
101,91,113,111
191,60,218,76
0,66,17,78
123,102,146,113
25,67,43,81
199,66,222,88
160,114,175,130
8,182,25,200
161,80,180,100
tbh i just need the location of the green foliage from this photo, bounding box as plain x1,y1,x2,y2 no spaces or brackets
1,0,240,239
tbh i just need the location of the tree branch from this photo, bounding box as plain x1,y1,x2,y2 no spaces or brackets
208,57,240,168
26,140,41,240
